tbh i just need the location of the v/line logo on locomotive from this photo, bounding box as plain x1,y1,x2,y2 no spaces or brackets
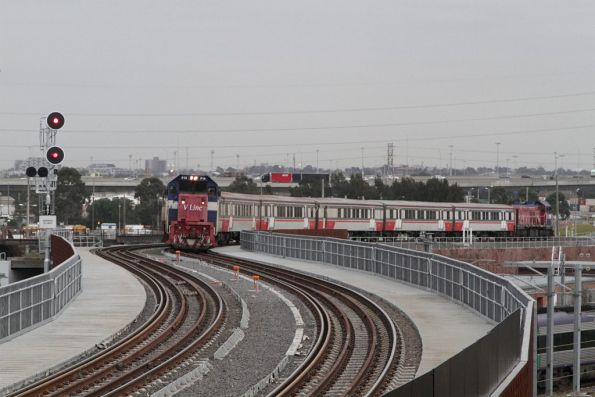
164,174,553,252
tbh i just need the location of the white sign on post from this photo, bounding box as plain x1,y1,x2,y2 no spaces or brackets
39,215,57,229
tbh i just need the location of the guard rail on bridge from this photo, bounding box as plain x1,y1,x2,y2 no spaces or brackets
241,231,535,397
0,235,82,342
350,236,595,250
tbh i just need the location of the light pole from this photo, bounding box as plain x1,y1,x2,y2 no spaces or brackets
91,181,95,230
122,196,126,234
495,142,501,178
116,197,122,236
361,147,365,178
449,145,453,177
555,152,559,236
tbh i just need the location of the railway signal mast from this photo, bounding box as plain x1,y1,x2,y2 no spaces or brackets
26,112,65,272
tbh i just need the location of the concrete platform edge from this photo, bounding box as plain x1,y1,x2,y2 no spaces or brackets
0,293,148,396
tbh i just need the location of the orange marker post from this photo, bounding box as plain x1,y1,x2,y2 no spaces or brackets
175,250,180,264
252,275,260,293
232,265,240,281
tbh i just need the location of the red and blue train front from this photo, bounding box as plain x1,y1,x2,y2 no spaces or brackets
167,175,219,251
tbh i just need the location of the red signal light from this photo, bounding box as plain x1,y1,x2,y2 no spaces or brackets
46,112,65,130
46,146,65,164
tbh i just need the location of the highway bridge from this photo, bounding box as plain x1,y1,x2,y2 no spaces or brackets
0,174,594,198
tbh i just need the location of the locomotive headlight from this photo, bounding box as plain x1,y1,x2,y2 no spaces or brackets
181,200,186,205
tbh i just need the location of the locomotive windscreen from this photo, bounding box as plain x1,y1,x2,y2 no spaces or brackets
178,179,208,193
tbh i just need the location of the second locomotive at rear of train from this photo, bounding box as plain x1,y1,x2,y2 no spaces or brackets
165,174,553,251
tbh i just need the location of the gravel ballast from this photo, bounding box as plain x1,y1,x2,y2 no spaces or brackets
144,250,316,397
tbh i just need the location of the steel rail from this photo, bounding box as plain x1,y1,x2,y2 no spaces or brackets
193,251,399,396
99,249,226,396
11,248,171,397
10,244,225,397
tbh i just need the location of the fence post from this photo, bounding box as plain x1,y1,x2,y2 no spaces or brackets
427,258,432,289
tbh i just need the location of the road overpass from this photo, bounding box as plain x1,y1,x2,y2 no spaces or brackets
0,175,594,199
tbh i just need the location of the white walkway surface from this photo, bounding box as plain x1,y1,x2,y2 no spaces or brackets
0,248,146,392
214,245,495,376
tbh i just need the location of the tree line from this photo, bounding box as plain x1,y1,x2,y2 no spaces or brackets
288,173,465,202
52,168,165,228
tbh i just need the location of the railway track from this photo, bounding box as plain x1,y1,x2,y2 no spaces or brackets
10,244,225,397
188,251,407,397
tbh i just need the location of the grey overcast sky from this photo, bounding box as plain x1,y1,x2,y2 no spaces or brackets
1,0,594,172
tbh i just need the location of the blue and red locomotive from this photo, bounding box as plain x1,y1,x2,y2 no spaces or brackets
166,175,219,251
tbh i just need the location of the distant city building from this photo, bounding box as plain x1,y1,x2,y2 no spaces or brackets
88,163,117,177
145,157,167,176
0,195,15,219
5,158,41,177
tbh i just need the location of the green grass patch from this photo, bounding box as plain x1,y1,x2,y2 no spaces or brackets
576,223,595,235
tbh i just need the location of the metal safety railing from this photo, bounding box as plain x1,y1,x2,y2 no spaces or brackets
0,235,82,342
72,235,103,248
241,231,535,396
350,235,595,250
